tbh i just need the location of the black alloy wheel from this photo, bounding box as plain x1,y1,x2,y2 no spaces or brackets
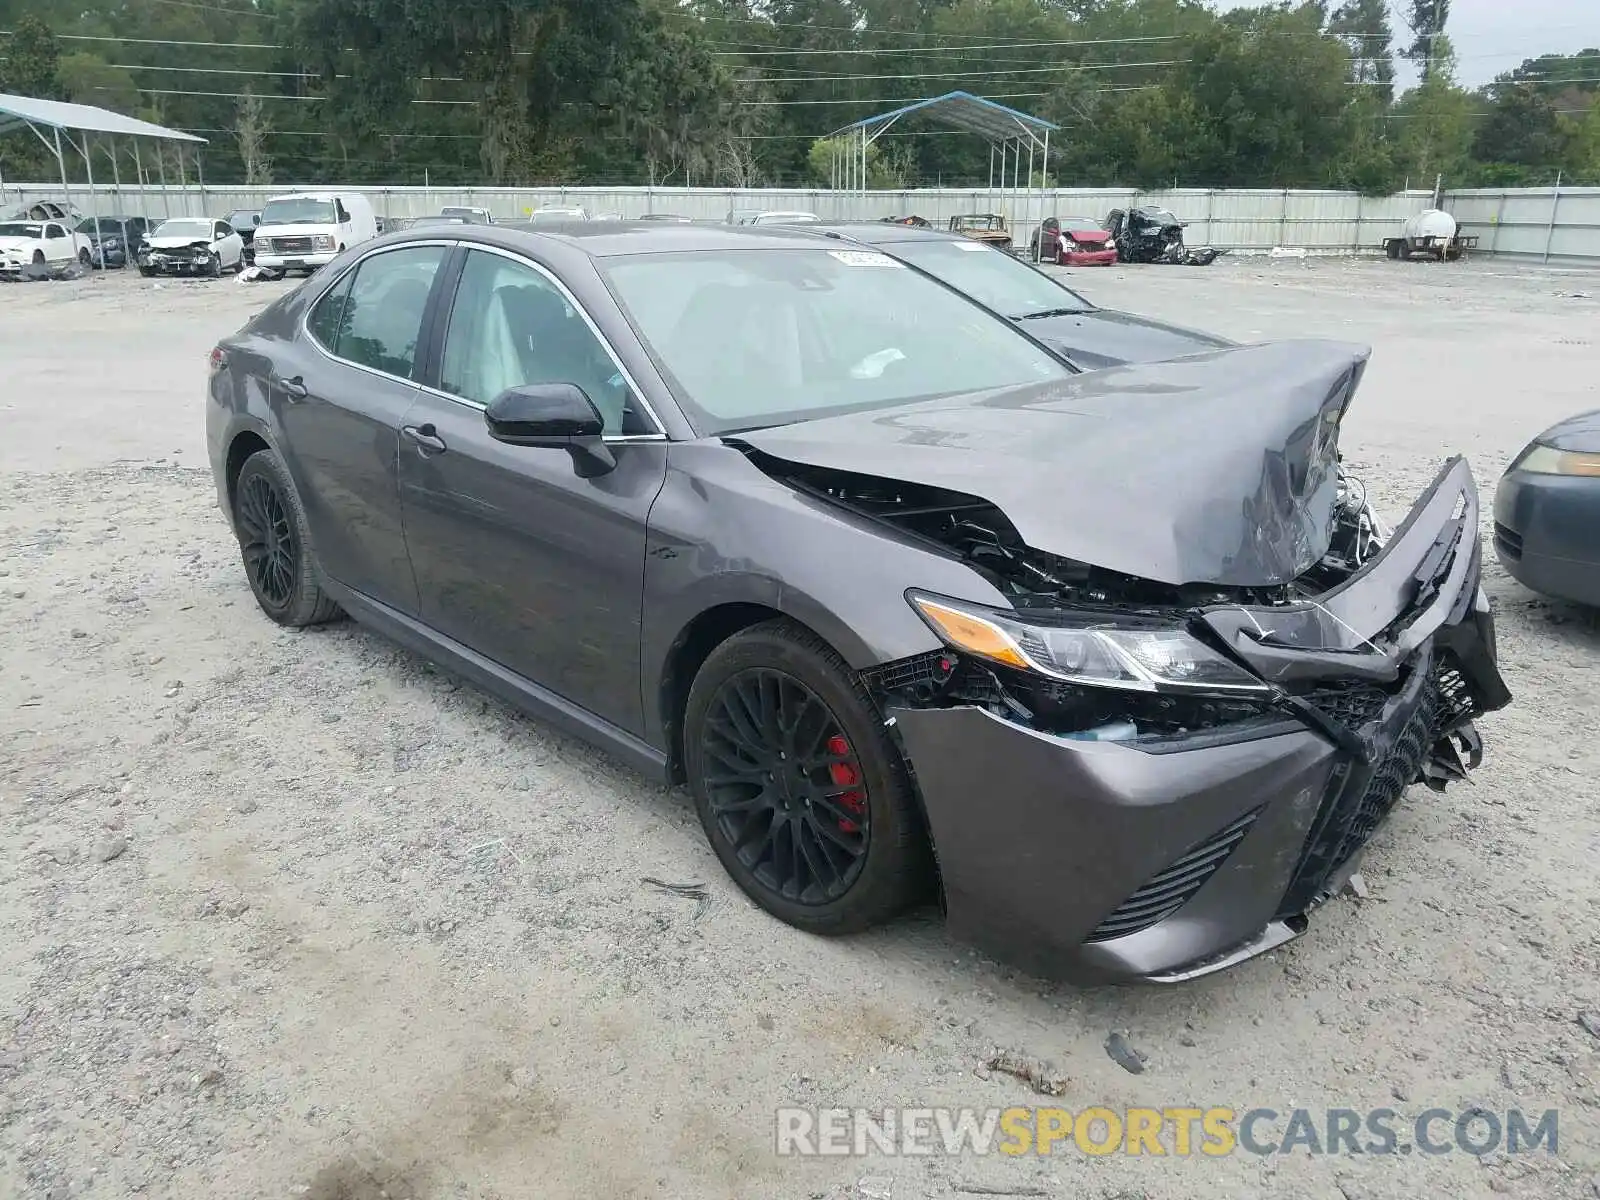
684,620,931,935
700,667,871,905
231,450,341,627
236,470,296,613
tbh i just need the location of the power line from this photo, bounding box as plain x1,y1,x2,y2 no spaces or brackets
712,34,1185,57
129,86,478,105
737,58,1190,85
146,0,277,18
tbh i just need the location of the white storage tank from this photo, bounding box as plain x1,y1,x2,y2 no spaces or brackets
1403,209,1457,244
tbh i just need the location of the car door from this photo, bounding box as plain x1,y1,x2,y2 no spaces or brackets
334,197,353,249
214,221,240,267
271,242,451,616
397,245,668,736
43,222,70,263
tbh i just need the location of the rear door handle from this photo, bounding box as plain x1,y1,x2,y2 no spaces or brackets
402,423,447,454
272,374,308,400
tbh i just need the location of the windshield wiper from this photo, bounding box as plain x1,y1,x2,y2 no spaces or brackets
1013,307,1089,320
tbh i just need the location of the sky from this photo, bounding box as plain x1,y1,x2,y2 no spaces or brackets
1211,0,1600,89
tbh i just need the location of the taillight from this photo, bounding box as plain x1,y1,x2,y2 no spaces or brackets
209,346,227,372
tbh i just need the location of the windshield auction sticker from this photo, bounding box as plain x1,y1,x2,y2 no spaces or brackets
827,250,903,267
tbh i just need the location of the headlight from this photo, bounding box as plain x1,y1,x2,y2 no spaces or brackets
908,592,1270,695
1515,444,1600,478
312,235,336,251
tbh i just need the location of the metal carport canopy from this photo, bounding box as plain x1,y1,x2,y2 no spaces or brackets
830,90,1058,253
834,89,1058,148
0,91,208,244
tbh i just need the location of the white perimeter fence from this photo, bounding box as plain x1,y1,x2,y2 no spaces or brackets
4,180,1597,264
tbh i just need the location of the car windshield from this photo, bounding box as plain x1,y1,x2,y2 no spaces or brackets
227,211,258,225
955,216,1002,230
1058,217,1100,228
76,218,122,234
153,219,212,239
602,248,1069,435
0,222,43,238
440,207,488,222
261,198,335,225
412,216,463,226
527,210,584,224
887,240,1093,319
1141,208,1180,225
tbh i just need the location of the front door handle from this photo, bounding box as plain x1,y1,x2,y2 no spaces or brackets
272,374,308,400
402,423,447,455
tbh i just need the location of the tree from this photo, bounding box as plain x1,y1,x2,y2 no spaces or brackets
292,0,639,183
0,15,61,98
1328,0,1394,105
55,52,140,113
1172,5,1357,187
234,88,274,186
1471,83,1571,184
1401,0,1449,84
1391,40,1474,187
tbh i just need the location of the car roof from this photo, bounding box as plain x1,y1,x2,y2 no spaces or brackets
386,221,839,259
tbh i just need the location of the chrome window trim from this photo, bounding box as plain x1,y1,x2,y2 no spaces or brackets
301,239,459,385
441,241,666,438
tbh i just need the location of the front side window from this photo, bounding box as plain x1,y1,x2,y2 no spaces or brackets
45,224,65,240
439,249,645,435
310,246,444,378
217,222,234,238
602,248,1067,435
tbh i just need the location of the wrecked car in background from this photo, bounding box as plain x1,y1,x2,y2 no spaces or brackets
1105,206,1222,266
949,213,1013,252
207,223,1508,984
138,217,247,277
0,217,92,276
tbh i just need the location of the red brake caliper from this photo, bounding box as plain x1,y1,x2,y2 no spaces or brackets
826,734,865,833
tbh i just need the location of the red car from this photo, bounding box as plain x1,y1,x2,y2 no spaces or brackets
1033,216,1118,266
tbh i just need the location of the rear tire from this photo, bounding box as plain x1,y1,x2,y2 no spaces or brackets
231,450,342,628
684,619,931,935
31,250,44,266
78,247,91,267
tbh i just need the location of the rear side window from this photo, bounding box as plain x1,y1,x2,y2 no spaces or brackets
308,246,445,379
307,271,354,352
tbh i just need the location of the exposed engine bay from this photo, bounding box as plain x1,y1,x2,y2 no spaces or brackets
754,450,1473,751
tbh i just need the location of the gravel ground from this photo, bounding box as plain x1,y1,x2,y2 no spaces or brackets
1,257,1598,1200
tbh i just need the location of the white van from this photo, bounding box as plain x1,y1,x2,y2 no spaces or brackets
252,191,378,273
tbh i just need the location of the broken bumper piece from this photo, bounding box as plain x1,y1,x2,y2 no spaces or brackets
886,456,1509,984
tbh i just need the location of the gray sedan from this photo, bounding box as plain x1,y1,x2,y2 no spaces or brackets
810,222,1231,369
205,223,1508,983
1494,409,1600,606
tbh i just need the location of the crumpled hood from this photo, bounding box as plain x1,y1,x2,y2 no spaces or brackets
1024,308,1234,371
146,235,214,250
738,340,1370,588
0,236,40,252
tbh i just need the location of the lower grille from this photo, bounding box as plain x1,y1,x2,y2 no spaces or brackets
1277,666,1440,917
1303,682,1390,734
1493,522,1523,560
1432,652,1476,737
1086,808,1260,942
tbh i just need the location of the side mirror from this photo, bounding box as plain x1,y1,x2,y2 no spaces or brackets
484,383,616,478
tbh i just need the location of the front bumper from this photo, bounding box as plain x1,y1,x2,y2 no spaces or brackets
252,250,336,270
1061,248,1118,266
891,457,1509,984
138,253,215,275
1493,469,1600,607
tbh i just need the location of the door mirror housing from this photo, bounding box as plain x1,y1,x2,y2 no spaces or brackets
484,383,616,477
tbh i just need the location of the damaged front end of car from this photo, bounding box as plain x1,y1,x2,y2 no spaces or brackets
737,343,1510,982
138,241,217,275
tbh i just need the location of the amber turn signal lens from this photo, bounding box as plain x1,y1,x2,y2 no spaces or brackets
909,596,1030,670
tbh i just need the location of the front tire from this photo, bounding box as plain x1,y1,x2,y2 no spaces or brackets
684,619,931,935
232,450,342,627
